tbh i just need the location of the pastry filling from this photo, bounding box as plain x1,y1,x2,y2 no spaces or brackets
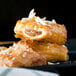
25,29,42,37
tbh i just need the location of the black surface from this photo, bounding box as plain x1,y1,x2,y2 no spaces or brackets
26,63,76,76
66,39,76,51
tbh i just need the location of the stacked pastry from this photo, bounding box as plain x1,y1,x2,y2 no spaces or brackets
0,9,68,67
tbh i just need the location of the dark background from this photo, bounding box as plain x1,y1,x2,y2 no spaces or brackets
0,0,75,41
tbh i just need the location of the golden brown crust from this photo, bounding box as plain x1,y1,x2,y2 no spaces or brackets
18,40,68,61
0,42,46,67
0,47,7,51
14,19,67,45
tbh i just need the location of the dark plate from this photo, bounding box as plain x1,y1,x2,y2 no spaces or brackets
26,51,76,76
0,43,76,76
